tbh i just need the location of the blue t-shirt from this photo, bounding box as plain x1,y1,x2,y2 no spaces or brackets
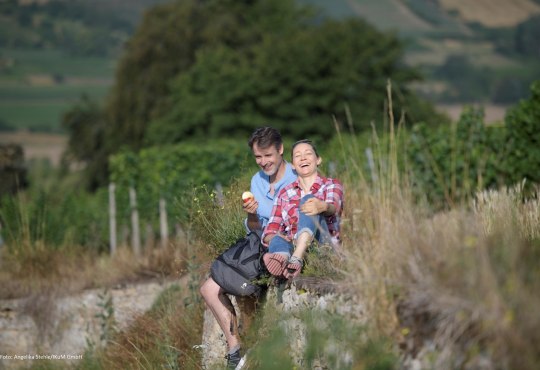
250,162,297,230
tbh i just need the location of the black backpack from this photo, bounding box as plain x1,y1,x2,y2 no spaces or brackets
210,231,267,296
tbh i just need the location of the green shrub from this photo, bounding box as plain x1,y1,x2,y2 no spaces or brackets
0,188,109,252
407,107,506,206
109,139,254,229
503,80,540,188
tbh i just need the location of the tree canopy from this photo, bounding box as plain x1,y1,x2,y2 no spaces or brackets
146,18,428,143
63,0,443,189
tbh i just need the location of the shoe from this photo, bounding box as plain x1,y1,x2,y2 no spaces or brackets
225,348,242,369
263,253,288,277
284,256,303,279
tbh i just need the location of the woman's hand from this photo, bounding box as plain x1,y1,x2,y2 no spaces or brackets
300,197,328,216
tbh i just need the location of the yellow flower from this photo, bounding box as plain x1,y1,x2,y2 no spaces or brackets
464,235,478,248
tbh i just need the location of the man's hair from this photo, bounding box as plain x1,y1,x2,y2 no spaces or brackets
291,139,319,158
248,126,283,150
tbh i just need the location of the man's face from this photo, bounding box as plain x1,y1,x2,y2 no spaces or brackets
252,143,284,177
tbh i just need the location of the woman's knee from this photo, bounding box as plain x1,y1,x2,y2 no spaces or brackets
268,235,293,255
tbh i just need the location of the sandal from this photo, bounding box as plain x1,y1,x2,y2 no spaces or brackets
284,256,303,279
263,253,288,277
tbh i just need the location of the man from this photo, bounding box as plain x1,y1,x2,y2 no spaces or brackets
199,127,296,369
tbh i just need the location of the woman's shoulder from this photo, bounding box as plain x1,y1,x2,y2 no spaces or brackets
319,175,342,187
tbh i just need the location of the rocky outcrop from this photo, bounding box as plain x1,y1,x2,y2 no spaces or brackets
0,279,177,369
200,277,365,369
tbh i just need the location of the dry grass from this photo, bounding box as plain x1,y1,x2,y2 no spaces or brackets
338,84,540,368
0,240,190,300
342,167,540,368
95,285,205,370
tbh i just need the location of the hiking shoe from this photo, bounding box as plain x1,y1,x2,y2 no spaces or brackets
225,348,242,369
263,253,288,277
284,255,303,279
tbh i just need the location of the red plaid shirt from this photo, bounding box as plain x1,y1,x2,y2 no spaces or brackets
262,174,343,244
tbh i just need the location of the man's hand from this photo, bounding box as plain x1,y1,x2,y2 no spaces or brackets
263,232,290,246
242,198,258,215
300,198,328,216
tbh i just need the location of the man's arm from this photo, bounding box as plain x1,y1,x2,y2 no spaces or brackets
243,198,261,231
246,212,262,232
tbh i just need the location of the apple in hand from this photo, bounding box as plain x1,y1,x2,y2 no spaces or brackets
242,191,254,203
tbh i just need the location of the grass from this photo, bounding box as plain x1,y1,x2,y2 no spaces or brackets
330,86,540,368
0,179,191,299
88,283,205,370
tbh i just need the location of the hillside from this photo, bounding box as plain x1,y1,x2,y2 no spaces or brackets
1,0,540,133
439,0,540,27
316,0,540,104
0,0,169,132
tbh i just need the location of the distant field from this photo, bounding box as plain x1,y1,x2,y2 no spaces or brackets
440,0,540,27
436,104,508,124
404,38,519,67
346,0,433,35
0,48,114,131
0,131,66,166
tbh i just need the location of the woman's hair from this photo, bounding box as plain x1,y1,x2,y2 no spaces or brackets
291,139,319,158
248,126,283,151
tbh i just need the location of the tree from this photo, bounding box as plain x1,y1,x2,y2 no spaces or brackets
106,0,309,152
147,18,433,144
69,0,443,188
503,80,540,186
515,15,540,59
61,96,108,190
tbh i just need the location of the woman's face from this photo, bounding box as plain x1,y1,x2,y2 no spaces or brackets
292,143,321,177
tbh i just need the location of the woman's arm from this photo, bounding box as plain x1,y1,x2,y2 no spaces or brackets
299,178,343,217
261,196,285,246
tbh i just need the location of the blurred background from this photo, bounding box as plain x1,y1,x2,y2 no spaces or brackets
1,0,539,168
1,2,540,369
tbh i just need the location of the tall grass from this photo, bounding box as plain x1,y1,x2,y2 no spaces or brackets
188,176,253,256
337,82,540,368
0,188,189,299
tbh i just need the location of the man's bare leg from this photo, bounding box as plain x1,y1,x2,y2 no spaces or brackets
200,277,240,351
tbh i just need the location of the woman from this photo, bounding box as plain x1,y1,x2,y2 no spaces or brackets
262,139,344,279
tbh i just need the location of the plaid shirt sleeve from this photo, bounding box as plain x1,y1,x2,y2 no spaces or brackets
325,178,343,216
261,189,286,246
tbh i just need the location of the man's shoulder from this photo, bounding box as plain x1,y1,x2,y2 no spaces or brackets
282,163,297,184
285,162,297,177
251,170,266,184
